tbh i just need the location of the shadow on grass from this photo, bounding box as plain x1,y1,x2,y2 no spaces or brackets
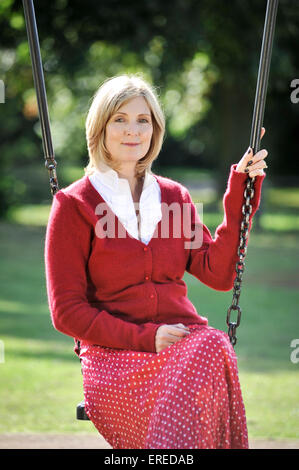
1,311,80,363
1,311,66,343
6,347,79,363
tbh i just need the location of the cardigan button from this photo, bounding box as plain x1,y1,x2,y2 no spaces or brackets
143,247,148,251
150,294,154,299
145,276,149,281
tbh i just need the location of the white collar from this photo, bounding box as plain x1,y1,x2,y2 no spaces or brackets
88,161,162,244
92,160,156,195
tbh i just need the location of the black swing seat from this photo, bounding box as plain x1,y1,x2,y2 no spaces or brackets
76,400,90,420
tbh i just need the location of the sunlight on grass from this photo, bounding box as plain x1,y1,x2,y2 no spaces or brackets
7,204,51,227
0,299,48,315
267,187,299,209
262,213,299,231
200,211,299,233
0,300,25,313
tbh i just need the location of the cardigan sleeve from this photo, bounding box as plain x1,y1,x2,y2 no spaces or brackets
185,163,266,291
44,190,161,353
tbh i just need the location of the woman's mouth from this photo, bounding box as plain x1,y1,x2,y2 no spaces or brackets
122,143,140,146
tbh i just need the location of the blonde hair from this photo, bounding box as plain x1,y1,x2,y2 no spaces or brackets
84,74,165,178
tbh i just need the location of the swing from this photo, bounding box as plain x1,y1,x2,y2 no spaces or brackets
22,0,279,422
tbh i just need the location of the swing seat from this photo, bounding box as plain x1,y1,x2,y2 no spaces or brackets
76,400,90,420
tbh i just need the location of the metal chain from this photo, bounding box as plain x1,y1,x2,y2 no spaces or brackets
226,175,255,346
45,156,59,196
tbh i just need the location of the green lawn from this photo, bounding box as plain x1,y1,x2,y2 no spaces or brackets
0,193,299,439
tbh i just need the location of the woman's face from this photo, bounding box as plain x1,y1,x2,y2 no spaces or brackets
105,96,153,168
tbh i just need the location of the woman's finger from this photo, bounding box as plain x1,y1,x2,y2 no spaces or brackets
252,148,268,162
167,327,190,338
251,159,268,170
246,148,268,164
177,325,190,331
173,323,190,332
235,128,267,175
247,153,268,173
248,169,265,177
239,147,266,172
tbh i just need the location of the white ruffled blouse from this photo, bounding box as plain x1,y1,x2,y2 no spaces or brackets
88,162,162,245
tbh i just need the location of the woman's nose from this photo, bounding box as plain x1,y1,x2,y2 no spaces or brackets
124,123,140,135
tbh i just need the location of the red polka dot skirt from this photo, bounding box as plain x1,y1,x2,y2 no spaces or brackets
79,325,248,449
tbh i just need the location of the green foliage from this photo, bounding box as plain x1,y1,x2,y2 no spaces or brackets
0,0,298,218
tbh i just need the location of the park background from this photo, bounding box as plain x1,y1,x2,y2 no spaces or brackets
0,0,298,449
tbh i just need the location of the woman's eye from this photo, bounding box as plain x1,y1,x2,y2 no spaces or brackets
113,117,150,123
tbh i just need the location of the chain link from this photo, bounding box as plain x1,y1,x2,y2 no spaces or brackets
45,156,59,196
226,176,255,346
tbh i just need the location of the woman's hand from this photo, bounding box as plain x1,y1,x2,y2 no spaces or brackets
236,127,268,177
155,323,190,353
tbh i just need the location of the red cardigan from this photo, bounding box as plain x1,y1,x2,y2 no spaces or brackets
44,164,265,354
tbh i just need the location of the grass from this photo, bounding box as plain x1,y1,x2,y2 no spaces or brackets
0,180,299,440
0,221,85,433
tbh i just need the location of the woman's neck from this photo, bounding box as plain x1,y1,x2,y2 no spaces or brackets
117,165,144,203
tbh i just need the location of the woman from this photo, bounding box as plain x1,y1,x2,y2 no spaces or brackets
44,74,267,449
